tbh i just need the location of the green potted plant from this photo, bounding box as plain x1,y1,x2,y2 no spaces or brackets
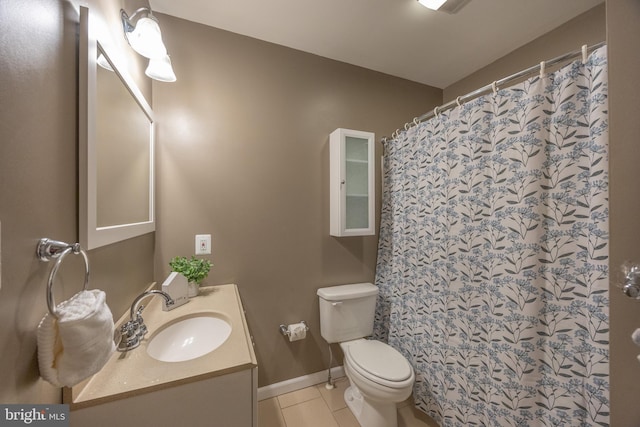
169,256,213,297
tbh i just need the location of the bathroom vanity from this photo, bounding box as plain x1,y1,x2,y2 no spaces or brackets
65,284,257,427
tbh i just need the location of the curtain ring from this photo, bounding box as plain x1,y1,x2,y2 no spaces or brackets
491,81,498,95
456,96,462,108
539,61,546,79
433,106,439,119
413,117,419,126
404,123,410,131
582,44,588,63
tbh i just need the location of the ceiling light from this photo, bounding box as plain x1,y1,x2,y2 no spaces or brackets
417,0,447,10
145,55,177,83
121,8,167,59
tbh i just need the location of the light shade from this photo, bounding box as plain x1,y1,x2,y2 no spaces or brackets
145,55,177,82
417,0,448,10
127,16,167,59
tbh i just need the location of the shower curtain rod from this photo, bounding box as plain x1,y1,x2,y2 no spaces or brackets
383,40,606,143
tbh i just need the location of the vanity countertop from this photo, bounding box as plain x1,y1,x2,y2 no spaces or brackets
65,284,257,409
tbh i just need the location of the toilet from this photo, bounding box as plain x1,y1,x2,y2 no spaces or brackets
317,283,414,427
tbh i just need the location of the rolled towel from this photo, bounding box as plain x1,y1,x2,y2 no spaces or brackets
37,290,115,387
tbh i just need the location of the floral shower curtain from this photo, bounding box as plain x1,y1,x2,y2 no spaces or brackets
374,46,609,426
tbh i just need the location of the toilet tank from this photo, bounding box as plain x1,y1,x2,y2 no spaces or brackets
317,283,379,343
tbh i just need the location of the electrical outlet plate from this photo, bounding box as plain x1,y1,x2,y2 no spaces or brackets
195,234,211,255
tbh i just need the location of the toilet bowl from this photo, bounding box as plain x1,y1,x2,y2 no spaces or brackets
341,339,414,427
317,283,415,427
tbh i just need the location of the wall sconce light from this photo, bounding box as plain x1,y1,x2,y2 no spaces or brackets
121,7,176,82
145,55,177,82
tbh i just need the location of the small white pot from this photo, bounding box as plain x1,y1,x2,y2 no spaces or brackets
187,281,200,297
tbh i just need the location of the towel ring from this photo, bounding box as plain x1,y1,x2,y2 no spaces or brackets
37,238,90,319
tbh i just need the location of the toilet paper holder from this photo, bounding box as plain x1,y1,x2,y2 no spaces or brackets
279,321,309,337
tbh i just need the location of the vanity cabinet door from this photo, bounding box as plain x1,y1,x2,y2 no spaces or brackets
330,128,375,237
70,368,256,427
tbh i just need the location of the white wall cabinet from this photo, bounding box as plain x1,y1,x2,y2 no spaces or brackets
330,128,375,237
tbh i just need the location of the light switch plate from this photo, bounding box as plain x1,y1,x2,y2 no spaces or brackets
195,234,211,255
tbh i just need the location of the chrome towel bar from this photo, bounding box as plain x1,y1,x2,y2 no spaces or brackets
37,238,90,319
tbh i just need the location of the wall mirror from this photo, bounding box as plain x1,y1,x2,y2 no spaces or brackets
79,6,155,250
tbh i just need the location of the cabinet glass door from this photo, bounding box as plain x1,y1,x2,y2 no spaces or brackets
330,128,375,237
345,136,369,229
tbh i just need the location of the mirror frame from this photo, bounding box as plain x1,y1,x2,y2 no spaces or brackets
79,6,155,250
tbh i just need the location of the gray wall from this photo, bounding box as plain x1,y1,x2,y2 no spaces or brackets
4,2,640,423
444,4,606,102
152,14,442,387
0,0,154,404
607,0,640,424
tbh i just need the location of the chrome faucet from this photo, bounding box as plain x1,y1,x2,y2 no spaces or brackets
117,290,175,352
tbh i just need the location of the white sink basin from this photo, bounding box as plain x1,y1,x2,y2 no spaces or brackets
147,314,232,362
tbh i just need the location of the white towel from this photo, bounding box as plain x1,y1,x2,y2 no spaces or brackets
37,289,115,387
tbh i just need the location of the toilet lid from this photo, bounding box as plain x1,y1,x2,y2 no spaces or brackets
346,340,412,382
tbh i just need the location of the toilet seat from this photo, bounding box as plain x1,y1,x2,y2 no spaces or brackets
345,340,413,388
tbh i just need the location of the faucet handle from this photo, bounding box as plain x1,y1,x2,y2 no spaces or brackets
136,317,148,338
117,321,141,351
133,305,149,337
120,320,136,337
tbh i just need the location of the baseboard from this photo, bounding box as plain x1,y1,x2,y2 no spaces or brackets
257,366,345,401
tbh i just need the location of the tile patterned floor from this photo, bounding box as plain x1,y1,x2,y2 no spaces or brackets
258,377,439,427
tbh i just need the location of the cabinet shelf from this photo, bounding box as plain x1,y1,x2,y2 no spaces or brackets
330,128,375,237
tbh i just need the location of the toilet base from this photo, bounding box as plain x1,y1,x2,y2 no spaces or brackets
344,385,398,427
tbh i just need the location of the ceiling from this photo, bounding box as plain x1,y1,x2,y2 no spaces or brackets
149,0,604,89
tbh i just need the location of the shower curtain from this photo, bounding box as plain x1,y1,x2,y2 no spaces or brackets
374,46,609,426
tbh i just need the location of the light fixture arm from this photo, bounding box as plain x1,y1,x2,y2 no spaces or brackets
121,7,156,35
